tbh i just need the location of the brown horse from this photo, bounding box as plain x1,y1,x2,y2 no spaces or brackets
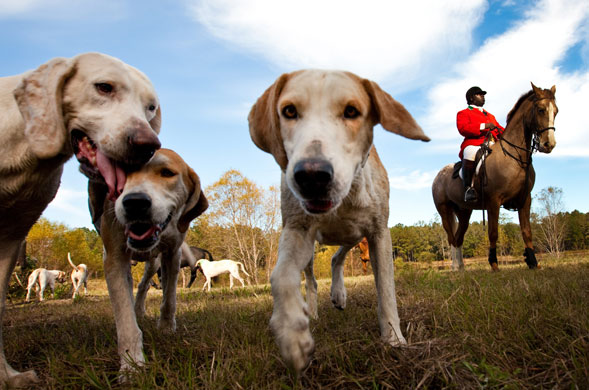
432,83,557,271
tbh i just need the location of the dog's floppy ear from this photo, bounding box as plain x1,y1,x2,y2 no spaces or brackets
13,57,77,159
361,79,430,142
248,73,291,171
178,166,208,234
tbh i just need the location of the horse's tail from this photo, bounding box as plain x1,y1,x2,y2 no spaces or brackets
67,253,79,271
203,249,214,262
237,262,251,278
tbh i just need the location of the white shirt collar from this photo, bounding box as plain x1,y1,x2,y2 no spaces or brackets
469,105,484,112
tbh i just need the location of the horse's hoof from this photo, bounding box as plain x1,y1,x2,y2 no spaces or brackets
490,263,499,272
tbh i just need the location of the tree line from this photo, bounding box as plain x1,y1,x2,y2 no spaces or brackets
22,172,588,283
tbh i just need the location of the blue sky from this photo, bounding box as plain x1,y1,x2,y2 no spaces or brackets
1,0,588,229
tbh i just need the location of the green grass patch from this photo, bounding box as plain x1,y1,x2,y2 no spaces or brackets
4,254,589,388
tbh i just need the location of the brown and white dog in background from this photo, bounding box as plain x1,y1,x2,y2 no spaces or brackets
68,253,89,299
248,70,429,372
0,53,161,387
25,268,67,302
89,148,208,380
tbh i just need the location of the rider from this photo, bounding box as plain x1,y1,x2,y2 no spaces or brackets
457,86,504,202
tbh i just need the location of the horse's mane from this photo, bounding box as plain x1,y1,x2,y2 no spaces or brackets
506,87,556,125
506,90,533,125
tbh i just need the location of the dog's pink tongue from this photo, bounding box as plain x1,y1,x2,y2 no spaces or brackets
125,225,157,241
96,150,126,201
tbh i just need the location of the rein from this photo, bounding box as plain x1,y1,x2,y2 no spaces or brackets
496,109,557,211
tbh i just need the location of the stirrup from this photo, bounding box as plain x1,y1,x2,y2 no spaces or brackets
464,187,478,202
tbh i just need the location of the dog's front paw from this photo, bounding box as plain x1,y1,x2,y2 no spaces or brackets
270,313,315,372
118,355,145,384
330,283,347,310
6,369,40,388
384,326,407,347
157,316,176,332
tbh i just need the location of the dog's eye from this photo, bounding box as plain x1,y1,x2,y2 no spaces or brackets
148,104,157,112
344,105,360,119
282,104,298,119
161,168,176,178
95,83,114,95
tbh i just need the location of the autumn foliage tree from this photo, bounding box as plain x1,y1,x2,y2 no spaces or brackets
203,170,281,284
26,218,103,275
535,186,567,257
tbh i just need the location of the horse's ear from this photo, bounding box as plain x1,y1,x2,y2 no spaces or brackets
550,85,556,95
531,82,542,96
13,57,76,159
248,73,291,170
361,79,430,142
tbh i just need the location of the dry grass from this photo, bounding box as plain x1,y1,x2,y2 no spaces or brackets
5,253,589,389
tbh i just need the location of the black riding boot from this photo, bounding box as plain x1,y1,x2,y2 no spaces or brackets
462,159,477,202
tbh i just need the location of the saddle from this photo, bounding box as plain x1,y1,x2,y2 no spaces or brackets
451,141,526,211
451,147,488,180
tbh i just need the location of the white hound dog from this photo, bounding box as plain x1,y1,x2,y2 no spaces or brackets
25,268,67,302
248,70,429,372
196,259,250,292
67,253,88,299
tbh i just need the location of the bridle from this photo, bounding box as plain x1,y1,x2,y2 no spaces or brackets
499,98,557,166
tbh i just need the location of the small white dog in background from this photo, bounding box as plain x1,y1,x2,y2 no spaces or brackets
67,253,89,299
196,259,250,291
25,268,67,302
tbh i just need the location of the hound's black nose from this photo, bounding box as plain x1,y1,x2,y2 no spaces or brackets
293,158,334,198
122,192,152,219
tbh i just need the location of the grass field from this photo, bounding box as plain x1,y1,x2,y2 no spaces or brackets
5,253,589,389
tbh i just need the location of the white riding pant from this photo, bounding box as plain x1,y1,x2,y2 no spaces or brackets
463,145,480,161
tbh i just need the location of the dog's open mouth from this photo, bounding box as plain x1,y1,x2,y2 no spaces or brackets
72,130,127,202
124,214,172,250
303,199,334,214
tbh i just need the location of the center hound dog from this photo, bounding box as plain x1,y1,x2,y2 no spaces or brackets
248,70,429,372
25,268,67,302
0,53,160,387
89,148,208,379
196,259,250,292
67,253,89,299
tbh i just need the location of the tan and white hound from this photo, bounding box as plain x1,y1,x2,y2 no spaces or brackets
248,69,429,372
89,148,208,380
67,253,89,299
25,268,67,302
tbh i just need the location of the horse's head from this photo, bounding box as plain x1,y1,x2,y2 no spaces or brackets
531,82,557,153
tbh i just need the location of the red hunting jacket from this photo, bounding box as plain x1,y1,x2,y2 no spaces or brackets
457,106,504,159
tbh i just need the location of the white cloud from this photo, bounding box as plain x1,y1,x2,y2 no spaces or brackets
189,0,487,90
388,169,438,190
424,0,589,157
41,187,92,228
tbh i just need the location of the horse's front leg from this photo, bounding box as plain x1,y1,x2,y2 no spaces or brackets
487,203,501,271
453,208,472,270
518,194,538,269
